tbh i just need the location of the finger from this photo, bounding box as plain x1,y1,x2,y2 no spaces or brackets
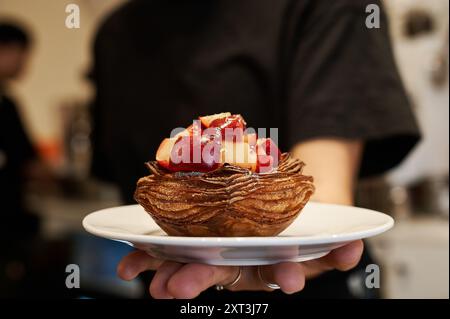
117,250,163,281
259,263,306,294
167,264,238,299
149,261,184,299
328,240,364,271
303,240,364,277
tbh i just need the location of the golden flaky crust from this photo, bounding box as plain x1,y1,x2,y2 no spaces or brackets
134,153,315,236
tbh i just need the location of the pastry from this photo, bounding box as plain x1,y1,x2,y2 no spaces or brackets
134,113,315,236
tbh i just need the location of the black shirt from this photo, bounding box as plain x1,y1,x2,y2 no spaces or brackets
0,94,35,216
90,0,420,299
91,0,419,203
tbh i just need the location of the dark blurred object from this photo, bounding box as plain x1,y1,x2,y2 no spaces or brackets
58,100,94,198
403,9,435,38
61,100,92,182
0,21,31,48
356,175,449,219
0,233,144,298
1,21,39,237
0,236,72,298
0,95,40,237
72,234,144,298
409,176,449,218
356,178,412,219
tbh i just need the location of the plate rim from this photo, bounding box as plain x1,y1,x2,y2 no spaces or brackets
82,203,394,247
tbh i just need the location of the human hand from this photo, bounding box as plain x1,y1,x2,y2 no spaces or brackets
117,240,363,299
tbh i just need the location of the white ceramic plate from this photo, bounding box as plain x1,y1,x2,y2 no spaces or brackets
82,202,394,266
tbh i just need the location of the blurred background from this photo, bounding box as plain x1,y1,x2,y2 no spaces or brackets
0,0,448,298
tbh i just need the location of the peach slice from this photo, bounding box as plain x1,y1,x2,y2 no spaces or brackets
156,138,177,169
244,133,258,146
199,112,231,128
221,141,257,171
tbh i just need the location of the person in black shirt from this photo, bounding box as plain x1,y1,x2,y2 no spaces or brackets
0,22,38,236
91,0,419,298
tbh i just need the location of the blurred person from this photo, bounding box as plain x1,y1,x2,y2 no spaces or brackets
90,0,419,299
0,21,37,298
0,22,39,236
0,22,73,299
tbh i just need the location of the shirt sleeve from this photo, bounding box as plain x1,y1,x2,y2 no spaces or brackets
285,0,420,177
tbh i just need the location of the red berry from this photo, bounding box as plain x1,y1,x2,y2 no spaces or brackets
168,134,222,172
256,138,281,173
210,114,247,142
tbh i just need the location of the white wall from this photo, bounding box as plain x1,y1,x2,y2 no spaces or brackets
0,0,124,145
384,0,449,184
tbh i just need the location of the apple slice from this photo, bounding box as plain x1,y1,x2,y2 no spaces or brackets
199,112,231,128
221,141,257,171
156,138,178,169
244,132,257,146
173,126,191,138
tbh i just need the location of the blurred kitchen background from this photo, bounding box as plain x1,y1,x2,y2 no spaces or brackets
0,0,448,298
